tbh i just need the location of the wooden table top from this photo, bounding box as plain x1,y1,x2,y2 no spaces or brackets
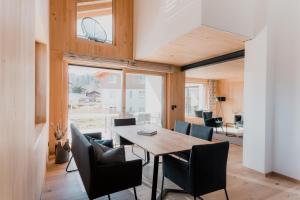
112,124,213,156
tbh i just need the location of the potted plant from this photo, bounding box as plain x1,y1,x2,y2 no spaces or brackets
52,122,71,164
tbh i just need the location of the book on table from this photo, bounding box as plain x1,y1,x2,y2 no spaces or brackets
137,129,157,136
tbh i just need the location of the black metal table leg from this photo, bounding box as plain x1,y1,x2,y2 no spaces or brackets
151,156,159,200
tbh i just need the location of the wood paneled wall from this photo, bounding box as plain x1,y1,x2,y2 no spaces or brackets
0,0,49,199
166,69,186,129
50,0,133,58
216,79,244,123
49,0,134,153
49,0,185,153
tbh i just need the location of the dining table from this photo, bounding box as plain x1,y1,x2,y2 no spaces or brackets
112,124,212,200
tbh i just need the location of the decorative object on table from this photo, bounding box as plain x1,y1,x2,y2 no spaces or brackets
51,122,70,164
137,129,157,136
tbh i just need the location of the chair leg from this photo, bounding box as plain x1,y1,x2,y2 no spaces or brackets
161,175,164,200
107,194,111,200
66,155,78,173
131,146,147,161
142,151,151,167
221,126,225,133
224,189,229,200
133,187,138,200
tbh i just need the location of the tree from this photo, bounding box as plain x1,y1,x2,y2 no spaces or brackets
72,86,83,93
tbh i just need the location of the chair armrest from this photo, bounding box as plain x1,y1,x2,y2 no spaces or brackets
163,155,189,172
84,132,102,140
213,117,223,122
94,159,143,190
163,155,189,190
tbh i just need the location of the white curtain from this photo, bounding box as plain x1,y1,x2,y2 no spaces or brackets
207,80,217,113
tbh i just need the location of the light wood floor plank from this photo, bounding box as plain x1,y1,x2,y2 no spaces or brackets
42,144,300,200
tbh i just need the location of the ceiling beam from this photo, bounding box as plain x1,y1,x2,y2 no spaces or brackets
181,49,245,71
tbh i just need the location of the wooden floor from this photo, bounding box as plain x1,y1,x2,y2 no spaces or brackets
42,144,300,200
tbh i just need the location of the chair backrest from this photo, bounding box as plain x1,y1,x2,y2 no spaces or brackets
114,118,136,126
234,115,242,123
70,124,95,198
202,112,213,121
190,124,213,141
174,120,191,135
195,110,203,118
189,142,229,196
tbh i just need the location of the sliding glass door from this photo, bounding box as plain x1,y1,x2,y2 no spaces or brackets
68,65,122,138
125,73,164,127
68,65,165,138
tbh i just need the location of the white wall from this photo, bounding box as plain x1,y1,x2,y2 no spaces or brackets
202,0,255,38
134,0,202,59
0,0,49,199
243,0,300,180
268,0,300,180
243,27,271,173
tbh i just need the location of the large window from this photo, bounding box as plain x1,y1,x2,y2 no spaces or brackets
76,0,113,44
126,74,164,127
68,65,122,138
68,66,165,138
185,83,206,116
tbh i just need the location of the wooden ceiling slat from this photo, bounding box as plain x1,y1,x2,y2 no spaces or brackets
77,9,112,18
77,1,112,12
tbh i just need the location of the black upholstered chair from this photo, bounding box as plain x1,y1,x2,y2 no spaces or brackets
114,118,148,163
191,124,214,141
203,111,224,133
70,124,142,200
161,142,230,200
195,110,203,118
114,118,136,146
177,124,214,161
66,129,113,173
234,114,243,128
174,120,191,135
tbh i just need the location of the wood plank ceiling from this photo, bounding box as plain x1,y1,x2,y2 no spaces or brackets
77,0,112,19
185,58,244,80
135,26,248,66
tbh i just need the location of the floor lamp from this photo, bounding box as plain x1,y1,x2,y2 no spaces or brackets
216,96,226,119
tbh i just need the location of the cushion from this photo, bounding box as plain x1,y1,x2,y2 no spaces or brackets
90,140,125,164
85,135,113,148
94,139,113,148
